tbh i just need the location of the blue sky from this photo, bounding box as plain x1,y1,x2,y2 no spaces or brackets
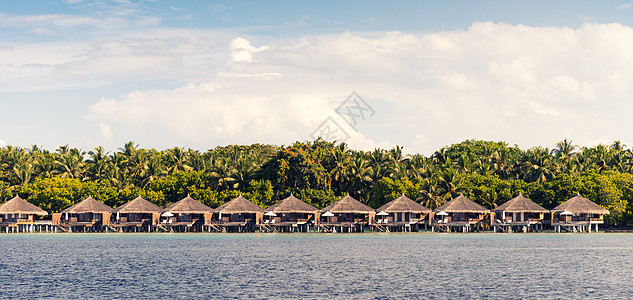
1,1,633,154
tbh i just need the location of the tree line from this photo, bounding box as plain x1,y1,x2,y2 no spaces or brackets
1,139,632,224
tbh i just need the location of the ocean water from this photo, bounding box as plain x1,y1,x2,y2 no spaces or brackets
1,233,632,299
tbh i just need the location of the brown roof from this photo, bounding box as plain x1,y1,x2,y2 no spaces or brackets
433,193,490,213
115,196,163,214
0,195,47,215
163,194,213,214
321,194,374,213
214,194,263,213
266,194,318,213
377,193,431,213
494,193,549,213
62,196,114,214
551,193,610,215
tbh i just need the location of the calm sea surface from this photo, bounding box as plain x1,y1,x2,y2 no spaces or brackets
1,233,632,299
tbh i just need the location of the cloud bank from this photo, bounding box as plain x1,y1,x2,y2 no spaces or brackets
6,20,633,154
84,22,633,153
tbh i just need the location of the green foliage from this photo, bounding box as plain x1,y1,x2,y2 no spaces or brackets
441,140,522,164
461,174,526,208
245,180,274,208
0,180,13,201
259,140,334,191
369,177,422,208
218,190,240,205
17,178,84,213
3,139,633,225
292,188,338,209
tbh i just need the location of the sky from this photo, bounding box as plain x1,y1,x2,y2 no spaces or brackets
1,1,633,155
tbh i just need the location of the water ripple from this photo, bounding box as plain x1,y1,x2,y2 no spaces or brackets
1,233,632,299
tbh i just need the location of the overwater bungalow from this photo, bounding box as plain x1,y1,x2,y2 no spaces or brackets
113,196,163,232
319,194,375,233
550,193,610,233
433,193,490,233
55,196,114,232
214,194,264,232
492,193,549,233
0,195,49,233
262,193,319,232
374,193,431,232
161,194,213,232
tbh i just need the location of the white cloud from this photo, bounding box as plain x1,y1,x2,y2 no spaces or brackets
229,37,269,63
0,139,6,147
99,122,113,138
0,14,102,27
31,27,56,35
6,22,633,153
87,81,378,150
617,3,632,10
0,29,232,91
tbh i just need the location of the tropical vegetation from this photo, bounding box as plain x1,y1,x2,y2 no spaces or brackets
2,139,633,225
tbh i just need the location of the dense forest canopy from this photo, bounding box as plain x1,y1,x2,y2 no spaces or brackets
1,139,632,224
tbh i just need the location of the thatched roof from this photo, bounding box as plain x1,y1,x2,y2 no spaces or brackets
62,196,114,214
214,194,263,213
163,194,213,214
551,193,610,215
115,196,163,214
377,193,431,213
321,194,374,213
433,193,490,213
266,194,318,213
0,195,47,215
494,193,549,213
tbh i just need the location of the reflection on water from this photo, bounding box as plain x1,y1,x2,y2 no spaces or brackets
0,233,632,299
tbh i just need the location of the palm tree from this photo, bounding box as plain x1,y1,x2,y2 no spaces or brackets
346,153,372,202
32,150,57,179
128,150,150,186
119,141,138,159
611,140,626,152
552,139,578,160
609,149,628,173
189,149,210,172
408,154,432,180
165,147,192,174
366,148,392,181
55,147,86,179
437,169,463,200
86,146,110,182
522,147,556,184
482,187,501,209
388,145,409,179
473,158,493,176
140,151,166,188
589,144,609,173
493,148,516,179
572,147,591,174
418,178,446,209
12,159,33,186
106,153,131,188
210,158,237,190
330,143,351,192
455,153,473,175
551,139,578,173
233,153,258,190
